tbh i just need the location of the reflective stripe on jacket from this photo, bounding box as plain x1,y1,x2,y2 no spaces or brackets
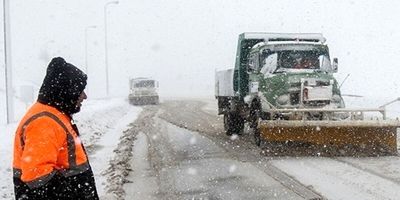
13,102,90,189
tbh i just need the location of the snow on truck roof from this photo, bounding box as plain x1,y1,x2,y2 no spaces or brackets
241,32,326,44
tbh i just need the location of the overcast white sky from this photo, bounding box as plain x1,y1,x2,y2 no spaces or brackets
1,0,400,122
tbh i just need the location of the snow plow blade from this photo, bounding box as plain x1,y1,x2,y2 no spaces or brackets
258,120,399,156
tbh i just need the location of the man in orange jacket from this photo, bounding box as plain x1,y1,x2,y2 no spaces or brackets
13,57,99,199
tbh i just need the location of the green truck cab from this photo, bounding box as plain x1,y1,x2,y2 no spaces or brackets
216,33,344,134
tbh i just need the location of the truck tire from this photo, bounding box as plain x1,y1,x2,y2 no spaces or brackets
234,114,245,135
250,100,269,147
224,113,233,135
254,128,262,146
152,97,159,105
224,112,244,136
249,100,261,129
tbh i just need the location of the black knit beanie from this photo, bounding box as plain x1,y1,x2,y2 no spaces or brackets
37,57,87,115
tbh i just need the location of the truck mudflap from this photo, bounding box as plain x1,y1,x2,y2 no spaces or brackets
258,120,400,156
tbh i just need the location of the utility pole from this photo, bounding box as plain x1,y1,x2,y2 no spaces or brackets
85,25,97,75
3,0,13,123
104,1,118,97
85,25,96,96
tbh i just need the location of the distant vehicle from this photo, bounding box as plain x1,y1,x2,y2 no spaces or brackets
128,77,159,105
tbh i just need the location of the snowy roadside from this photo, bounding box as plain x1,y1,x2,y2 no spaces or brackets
0,123,18,199
271,157,400,200
0,97,142,199
75,98,142,198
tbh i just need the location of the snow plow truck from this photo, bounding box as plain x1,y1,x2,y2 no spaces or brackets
215,32,399,156
129,77,159,105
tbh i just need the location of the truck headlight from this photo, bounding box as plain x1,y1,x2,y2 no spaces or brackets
332,94,345,108
277,94,290,105
332,94,341,103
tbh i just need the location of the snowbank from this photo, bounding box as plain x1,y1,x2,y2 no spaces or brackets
0,97,141,199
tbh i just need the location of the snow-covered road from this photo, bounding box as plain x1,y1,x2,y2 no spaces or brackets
123,106,308,200
272,157,400,200
135,99,400,200
2,97,400,200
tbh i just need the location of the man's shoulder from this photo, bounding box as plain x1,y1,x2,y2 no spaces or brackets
18,102,72,129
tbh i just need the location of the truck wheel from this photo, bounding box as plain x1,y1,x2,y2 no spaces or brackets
234,114,245,135
224,113,233,136
254,128,262,146
224,112,244,135
249,100,261,129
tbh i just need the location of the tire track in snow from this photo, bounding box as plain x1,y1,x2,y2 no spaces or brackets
334,157,400,185
271,157,400,200
159,99,325,200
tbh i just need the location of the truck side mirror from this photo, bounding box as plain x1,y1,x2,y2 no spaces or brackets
332,58,338,73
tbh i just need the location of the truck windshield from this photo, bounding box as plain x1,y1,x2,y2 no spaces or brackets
260,44,331,72
134,80,155,88
279,50,321,69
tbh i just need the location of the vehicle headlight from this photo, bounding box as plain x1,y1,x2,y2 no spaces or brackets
332,94,341,103
332,94,345,108
277,94,290,105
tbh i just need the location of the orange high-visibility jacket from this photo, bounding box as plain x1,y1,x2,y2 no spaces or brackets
13,102,90,189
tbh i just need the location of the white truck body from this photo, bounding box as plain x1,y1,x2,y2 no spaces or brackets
215,69,234,97
129,78,159,105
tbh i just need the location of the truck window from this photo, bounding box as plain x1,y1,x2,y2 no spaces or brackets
133,80,155,88
260,53,278,74
319,55,332,72
279,50,320,69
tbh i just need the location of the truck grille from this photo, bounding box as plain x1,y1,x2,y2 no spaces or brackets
290,80,330,87
290,93,300,105
289,92,331,106
304,100,331,107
